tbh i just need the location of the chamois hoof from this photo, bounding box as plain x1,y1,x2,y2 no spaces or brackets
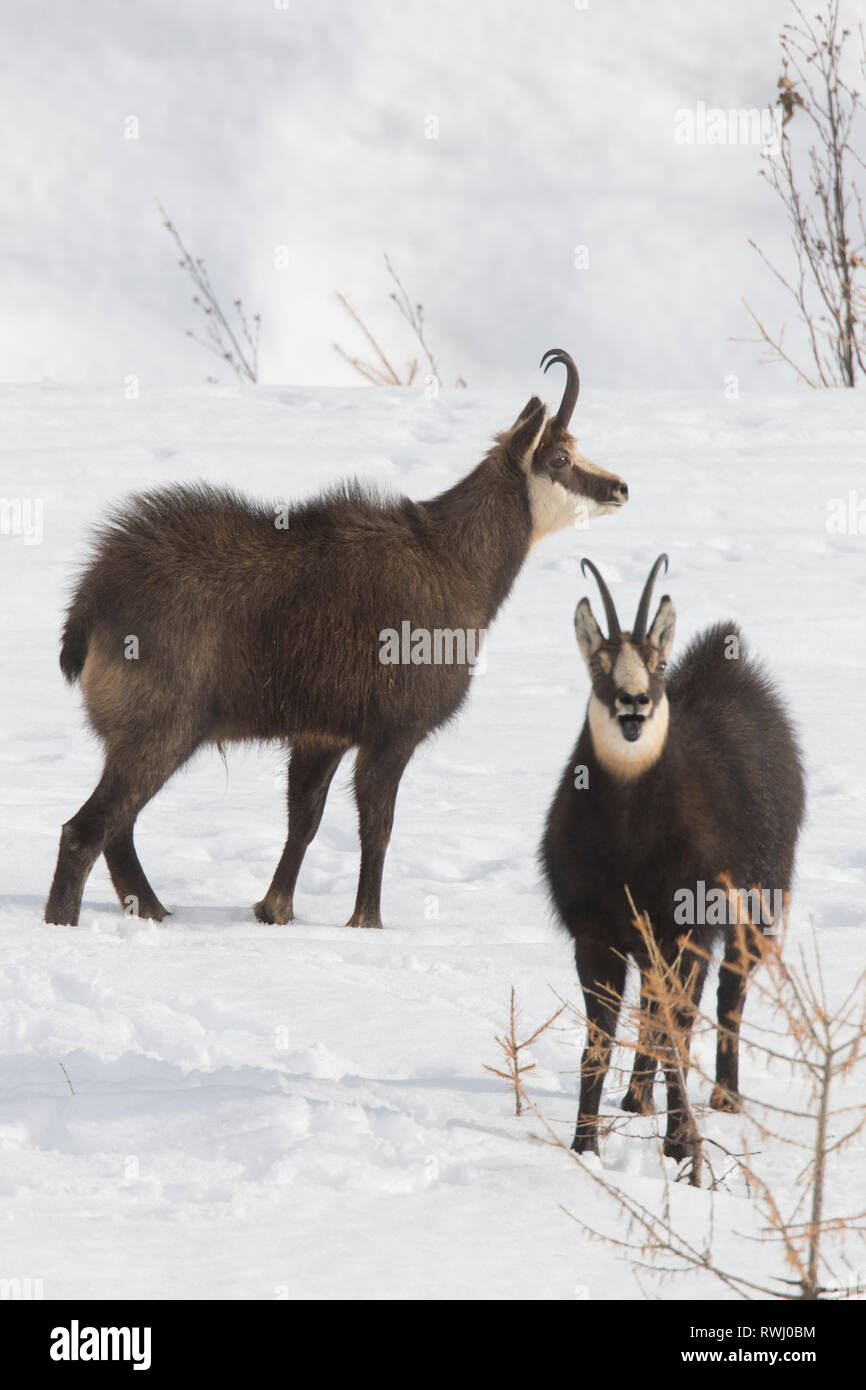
621,1089,655,1115
253,898,293,925
345,913,383,929
710,1083,742,1113
127,898,170,922
570,1133,600,1157
663,1131,701,1166
662,1137,688,1164
44,905,79,927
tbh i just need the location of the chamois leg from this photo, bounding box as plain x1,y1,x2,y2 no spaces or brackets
346,738,415,930
658,949,710,1165
104,821,170,921
572,940,627,1154
711,926,761,1112
44,732,198,927
622,979,659,1114
254,740,346,925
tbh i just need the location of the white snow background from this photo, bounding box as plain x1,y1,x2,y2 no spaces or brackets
1,0,865,1302
3,0,863,392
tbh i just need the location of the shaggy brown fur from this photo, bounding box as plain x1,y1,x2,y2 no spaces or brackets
540,561,805,1163
45,364,627,929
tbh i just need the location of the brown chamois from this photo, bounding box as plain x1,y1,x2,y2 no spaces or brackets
540,556,805,1162
45,350,628,930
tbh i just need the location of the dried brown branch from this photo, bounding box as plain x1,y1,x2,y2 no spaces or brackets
534,879,866,1299
384,253,441,386
159,204,260,384
738,1,866,386
483,987,565,1117
333,293,407,385
334,255,463,388
623,886,705,1187
735,300,821,387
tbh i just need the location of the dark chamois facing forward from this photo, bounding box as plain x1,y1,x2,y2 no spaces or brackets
45,350,628,929
540,556,804,1163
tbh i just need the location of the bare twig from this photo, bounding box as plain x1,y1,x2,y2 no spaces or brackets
737,2,866,386
384,253,441,385
334,254,464,388
484,987,565,1116
545,884,866,1297
334,293,406,385
159,204,260,384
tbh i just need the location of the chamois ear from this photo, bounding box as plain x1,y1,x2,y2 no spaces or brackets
574,598,605,666
510,394,544,427
505,397,547,465
646,596,676,663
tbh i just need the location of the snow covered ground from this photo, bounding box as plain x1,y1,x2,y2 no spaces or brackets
1,381,865,1299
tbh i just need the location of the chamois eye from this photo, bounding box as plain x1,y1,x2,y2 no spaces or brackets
636,693,650,706
658,661,667,672
549,455,568,470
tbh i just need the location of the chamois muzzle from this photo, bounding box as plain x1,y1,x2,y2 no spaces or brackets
617,692,650,742
609,480,628,506
619,717,643,743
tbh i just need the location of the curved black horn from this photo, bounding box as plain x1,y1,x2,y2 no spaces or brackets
540,348,580,429
632,554,669,642
581,557,621,641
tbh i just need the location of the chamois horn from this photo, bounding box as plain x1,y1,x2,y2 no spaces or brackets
540,348,580,429
581,557,621,641
632,554,669,643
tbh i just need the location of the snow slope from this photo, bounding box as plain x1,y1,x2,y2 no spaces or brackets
1,381,865,1299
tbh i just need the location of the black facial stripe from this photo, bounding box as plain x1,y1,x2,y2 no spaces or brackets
591,652,666,711
569,464,619,503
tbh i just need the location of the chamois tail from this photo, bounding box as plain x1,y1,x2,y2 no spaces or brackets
59,608,90,684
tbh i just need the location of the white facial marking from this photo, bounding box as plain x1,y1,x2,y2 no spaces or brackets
588,691,669,781
528,474,605,545
612,646,649,696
